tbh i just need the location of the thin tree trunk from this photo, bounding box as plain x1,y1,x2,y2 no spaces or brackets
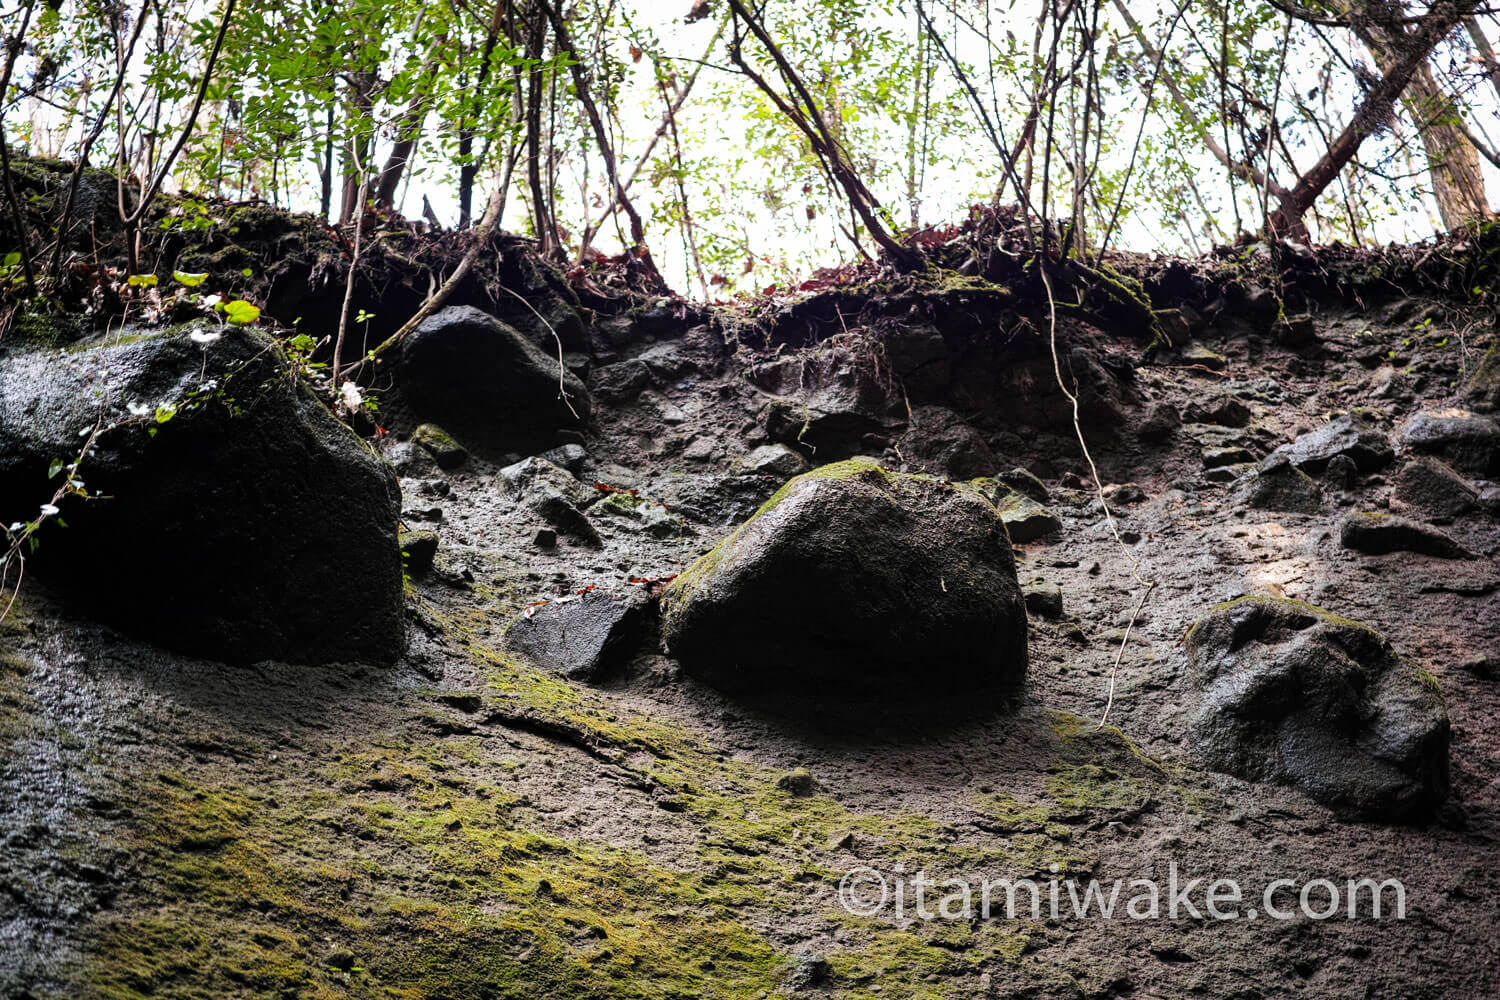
0,0,39,292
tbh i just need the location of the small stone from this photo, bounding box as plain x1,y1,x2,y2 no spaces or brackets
538,442,588,474
682,436,719,463
1324,454,1359,489
504,588,651,681
1392,457,1479,521
989,490,1062,543
995,467,1051,503
1458,654,1497,679
533,527,557,549
411,423,469,470
1399,408,1500,476
788,952,832,989
776,767,819,797
530,487,603,547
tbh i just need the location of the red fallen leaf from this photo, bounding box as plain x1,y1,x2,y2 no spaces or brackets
374,425,389,438
575,584,597,595
627,573,678,587
522,600,549,618
592,482,638,498
741,257,754,275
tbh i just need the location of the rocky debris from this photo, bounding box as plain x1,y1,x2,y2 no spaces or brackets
1237,457,1323,513
504,588,651,681
1185,596,1449,822
397,305,590,455
538,442,588,475
996,467,1051,503
0,323,404,664
410,423,468,470
660,461,1027,696
788,952,832,990
1323,454,1359,489
1138,401,1181,441
1202,445,1256,469
1268,411,1393,474
1392,457,1480,521
399,530,439,577
741,443,810,479
1204,463,1251,484
1339,512,1471,559
1458,652,1498,679
1398,408,1500,476
498,455,593,508
1272,312,1317,347
1023,582,1064,619
895,405,999,480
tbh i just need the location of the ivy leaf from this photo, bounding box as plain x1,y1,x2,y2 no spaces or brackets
173,270,209,287
222,300,261,325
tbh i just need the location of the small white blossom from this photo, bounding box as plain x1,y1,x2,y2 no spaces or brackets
189,328,222,345
39,504,59,516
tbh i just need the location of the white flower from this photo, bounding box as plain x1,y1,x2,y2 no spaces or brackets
39,504,59,516
202,294,223,309
339,382,363,412
127,400,150,416
189,329,222,345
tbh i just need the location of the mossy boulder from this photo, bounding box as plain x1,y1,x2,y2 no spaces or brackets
660,461,1027,698
1185,596,1448,822
0,322,404,664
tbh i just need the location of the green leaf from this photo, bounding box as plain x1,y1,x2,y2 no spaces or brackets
223,300,261,325
173,270,209,287
48,458,65,479
2,252,19,267
127,273,159,288
241,267,254,277
155,404,178,424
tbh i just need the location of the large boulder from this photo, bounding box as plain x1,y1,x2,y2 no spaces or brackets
0,323,404,664
1185,596,1448,822
397,305,591,456
660,461,1027,696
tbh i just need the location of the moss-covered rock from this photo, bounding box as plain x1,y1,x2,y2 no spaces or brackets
660,460,1027,699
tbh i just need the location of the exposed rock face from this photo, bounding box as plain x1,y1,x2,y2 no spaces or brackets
753,352,897,456
0,323,404,664
660,461,1027,696
895,405,999,480
1268,411,1393,474
1185,597,1448,822
504,588,651,681
397,305,591,456
1398,408,1500,476
1339,512,1470,559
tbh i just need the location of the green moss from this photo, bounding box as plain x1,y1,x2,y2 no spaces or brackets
1184,594,1383,647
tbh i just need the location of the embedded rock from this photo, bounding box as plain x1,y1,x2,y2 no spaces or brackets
742,443,810,479
1392,457,1479,521
1185,597,1448,822
410,423,468,470
0,322,404,664
504,588,651,681
1339,512,1470,559
895,405,999,480
1268,411,1393,474
660,461,1027,696
397,305,591,456
1238,457,1323,513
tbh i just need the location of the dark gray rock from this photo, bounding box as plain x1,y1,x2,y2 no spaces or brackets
0,323,404,664
1392,457,1479,521
381,439,441,478
1323,453,1359,490
398,305,591,456
504,588,651,681
1203,445,1256,469
1239,457,1323,513
1023,582,1064,619
538,442,588,475
990,490,1063,543
1184,396,1251,428
1269,411,1393,474
1185,596,1448,822
529,486,602,547
742,443,810,479
498,456,592,508
1340,512,1470,559
1398,408,1500,476
591,359,653,402
660,461,1027,696
896,405,998,480
755,353,898,456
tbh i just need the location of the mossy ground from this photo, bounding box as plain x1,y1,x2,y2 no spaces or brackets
55,593,1215,1000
